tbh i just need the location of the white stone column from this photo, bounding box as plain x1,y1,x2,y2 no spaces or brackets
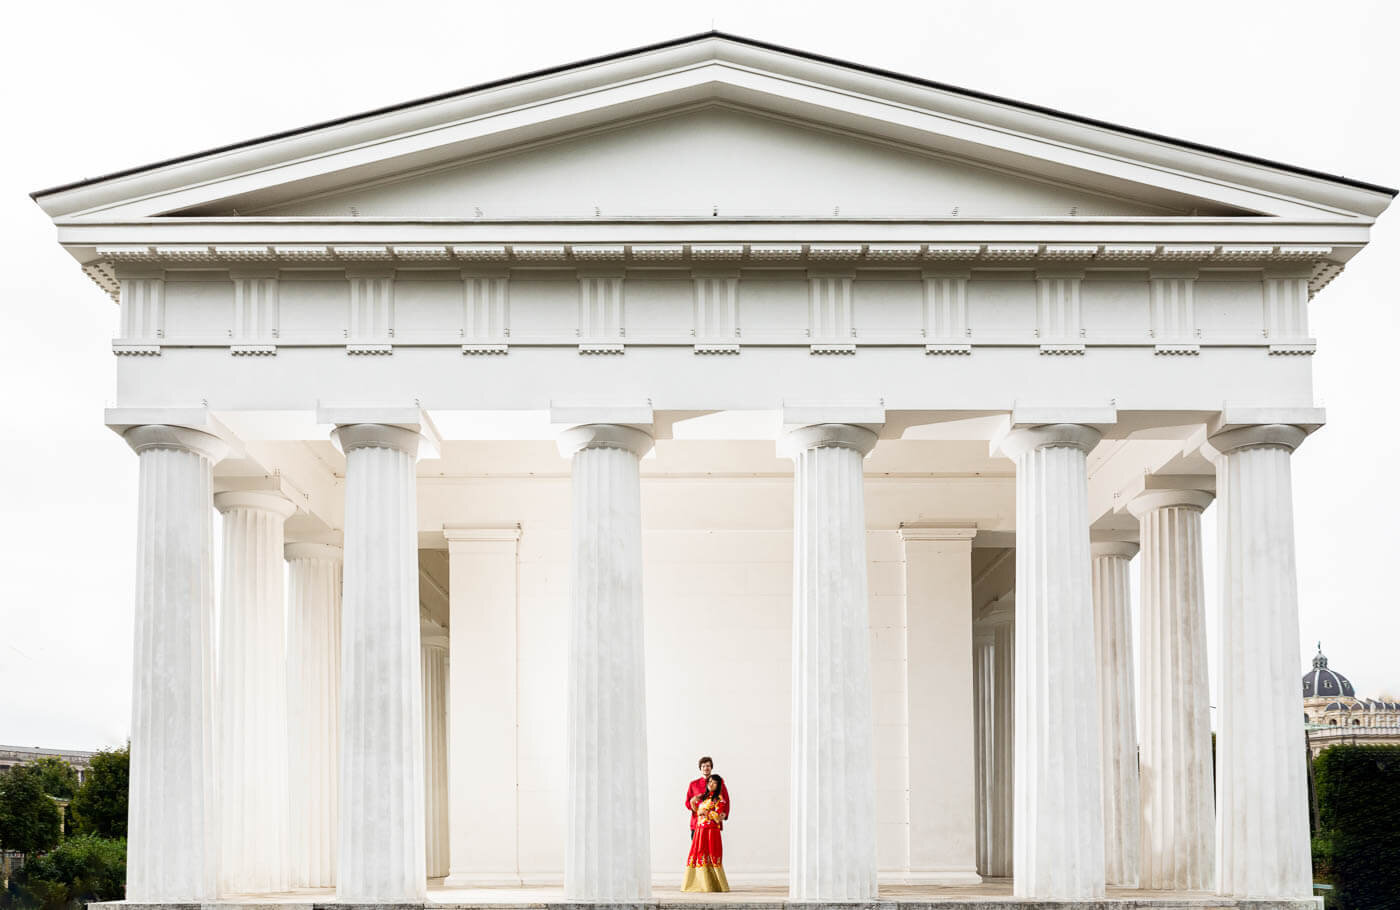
122,425,227,902
1129,489,1216,891
785,423,879,901
902,526,981,884
984,595,1015,879
215,490,296,894
1090,539,1141,888
558,424,653,900
443,526,521,887
972,622,994,878
1002,424,1105,899
1209,425,1311,898
285,542,342,889
332,423,426,902
422,618,449,879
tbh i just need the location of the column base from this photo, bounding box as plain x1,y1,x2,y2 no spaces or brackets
904,867,984,885
444,873,526,888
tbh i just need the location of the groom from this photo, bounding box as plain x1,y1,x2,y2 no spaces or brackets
686,755,731,838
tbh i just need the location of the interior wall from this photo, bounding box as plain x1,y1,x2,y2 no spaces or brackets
454,522,912,884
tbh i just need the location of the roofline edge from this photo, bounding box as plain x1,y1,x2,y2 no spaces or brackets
29,29,1399,202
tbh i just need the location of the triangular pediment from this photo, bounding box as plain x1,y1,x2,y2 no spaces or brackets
34,33,1393,223
202,105,1219,219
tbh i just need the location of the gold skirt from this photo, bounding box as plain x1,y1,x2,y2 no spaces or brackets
682,862,730,892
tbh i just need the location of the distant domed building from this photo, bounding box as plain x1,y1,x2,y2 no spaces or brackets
1303,644,1400,756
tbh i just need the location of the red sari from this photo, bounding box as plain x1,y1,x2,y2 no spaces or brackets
682,794,729,892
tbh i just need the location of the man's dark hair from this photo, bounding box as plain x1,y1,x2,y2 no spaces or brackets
698,755,714,769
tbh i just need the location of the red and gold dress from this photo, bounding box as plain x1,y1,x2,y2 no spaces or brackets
682,794,729,892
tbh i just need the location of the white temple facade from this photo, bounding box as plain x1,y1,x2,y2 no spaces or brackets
31,33,1393,907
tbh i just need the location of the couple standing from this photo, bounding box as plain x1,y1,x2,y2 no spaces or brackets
682,755,731,892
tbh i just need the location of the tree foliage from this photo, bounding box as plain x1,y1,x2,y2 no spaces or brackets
2,835,125,910
67,747,127,839
1313,744,1400,910
0,767,61,857
22,760,76,802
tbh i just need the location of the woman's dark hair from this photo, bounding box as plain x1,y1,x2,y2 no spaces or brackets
702,774,724,800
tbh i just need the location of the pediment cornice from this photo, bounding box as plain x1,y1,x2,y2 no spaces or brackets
32,34,1394,224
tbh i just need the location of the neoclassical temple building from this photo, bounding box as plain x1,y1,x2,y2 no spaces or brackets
31,33,1393,908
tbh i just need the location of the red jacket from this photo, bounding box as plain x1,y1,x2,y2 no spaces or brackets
686,776,731,830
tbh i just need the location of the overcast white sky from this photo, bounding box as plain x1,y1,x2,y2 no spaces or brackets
2,0,1396,750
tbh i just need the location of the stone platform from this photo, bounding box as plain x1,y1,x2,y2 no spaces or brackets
94,881,1324,910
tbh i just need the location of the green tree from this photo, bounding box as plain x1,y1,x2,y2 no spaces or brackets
0,766,61,857
4,834,125,909
1314,744,1400,909
24,759,77,801
68,747,127,839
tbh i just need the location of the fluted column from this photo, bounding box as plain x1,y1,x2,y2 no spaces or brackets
558,424,653,900
1002,424,1105,899
422,619,449,879
123,425,227,902
985,595,1015,879
215,490,296,894
286,542,342,889
332,423,426,901
785,423,879,900
1209,425,1311,898
1129,489,1216,891
972,623,994,877
1091,540,1141,888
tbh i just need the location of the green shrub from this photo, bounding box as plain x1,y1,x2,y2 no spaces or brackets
1313,744,1400,910
3,835,125,910
66,748,126,839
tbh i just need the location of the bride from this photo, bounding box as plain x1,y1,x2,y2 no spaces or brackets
682,774,729,892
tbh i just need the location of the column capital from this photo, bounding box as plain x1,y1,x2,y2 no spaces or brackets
331,422,422,457
214,490,297,518
996,423,1101,460
779,423,878,459
1205,423,1308,458
122,424,229,463
285,541,343,562
1126,488,1215,518
556,423,654,459
443,524,521,545
1091,540,1140,560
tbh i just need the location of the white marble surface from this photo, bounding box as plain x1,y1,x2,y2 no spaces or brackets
786,424,880,901
1130,491,1216,892
122,425,227,901
422,623,450,879
1091,541,1141,888
560,425,654,900
1002,424,1105,899
1209,426,1312,899
285,542,342,889
334,423,427,901
216,490,296,894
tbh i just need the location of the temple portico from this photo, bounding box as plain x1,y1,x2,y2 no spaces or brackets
33,32,1392,910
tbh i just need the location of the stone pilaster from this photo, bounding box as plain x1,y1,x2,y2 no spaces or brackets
1090,540,1141,888
332,422,426,901
1129,488,1217,891
285,542,343,889
215,490,297,894
984,595,1015,879
901,526,980,884
972,622,994,878
443,526,522,887
123,425,227,902
785,423,880,900
422,619,450,879
558,424,653,900
1209,425,1312,898
1002,424,1105,899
